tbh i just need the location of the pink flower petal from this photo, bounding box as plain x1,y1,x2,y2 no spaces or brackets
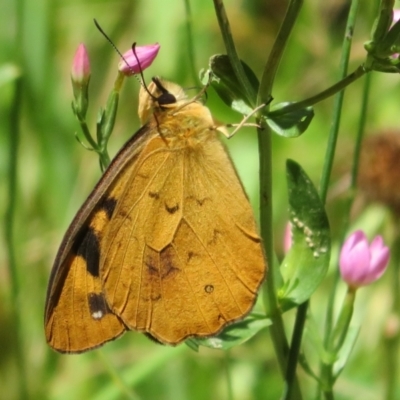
118,43,160,75
339,231,390,288
71,43,91,84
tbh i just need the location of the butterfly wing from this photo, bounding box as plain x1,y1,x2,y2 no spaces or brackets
44,125,154,353
100,129,265,344
46,79,266,351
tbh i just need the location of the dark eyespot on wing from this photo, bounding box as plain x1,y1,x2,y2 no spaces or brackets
72,226,100,277
204,284,214,294
196,197,210,206
148,191,160,199
145,254,159,275
159,245,180,279
88,292,111,320
165,203,179,214
150,294,162,301
187,251,198,262
98,197,117,219
208,229,222,245
185,196,211,207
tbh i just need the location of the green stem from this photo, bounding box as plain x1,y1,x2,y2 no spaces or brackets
320,0,361,204
257,0,303,105
224,351,234,400
6,76,29,400
350,74,370,197
183,0,198,83
5,0,29,396
282,302,307,400
315,0,361,397
384,229,400,400
320,288,356,400
323,62,371,365
258,2,304,399
212,0,256,104
268,65,366,119
332,288,356,353
78,118,99,150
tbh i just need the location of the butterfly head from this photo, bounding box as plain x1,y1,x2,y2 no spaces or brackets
138,77,189,125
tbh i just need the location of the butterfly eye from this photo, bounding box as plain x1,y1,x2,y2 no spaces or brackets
152,77,177,106
157,92,177,105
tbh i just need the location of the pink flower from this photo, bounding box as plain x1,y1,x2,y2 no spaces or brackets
283,222,292,253
118,43,160,76
394,9,400,25
339,230,390,288
71,43,91,84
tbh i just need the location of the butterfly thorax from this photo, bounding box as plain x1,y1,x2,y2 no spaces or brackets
138,78,217,151
153,101,216,150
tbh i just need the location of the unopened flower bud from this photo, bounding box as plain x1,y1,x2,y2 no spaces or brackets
71,44,91,118
71,43,91,85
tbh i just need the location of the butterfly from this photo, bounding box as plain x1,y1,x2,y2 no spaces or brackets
45,77,266,353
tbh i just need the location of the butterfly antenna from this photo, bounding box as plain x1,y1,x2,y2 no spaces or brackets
93,19,125,60
128,42,157,100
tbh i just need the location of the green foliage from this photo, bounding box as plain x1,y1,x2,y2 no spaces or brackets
279,160,331,311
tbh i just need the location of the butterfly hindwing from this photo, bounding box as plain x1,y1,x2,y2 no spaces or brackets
99,103,265,344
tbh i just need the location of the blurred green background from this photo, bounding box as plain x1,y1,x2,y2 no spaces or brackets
1,0,399,399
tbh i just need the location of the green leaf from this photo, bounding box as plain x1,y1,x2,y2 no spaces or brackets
206,54,259,115
185,312,271,351
266,102,314,137
278,160,331,311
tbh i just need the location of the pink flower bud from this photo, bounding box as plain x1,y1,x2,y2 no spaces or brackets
339,230,390,288
118,43,160,76
71,43,91,84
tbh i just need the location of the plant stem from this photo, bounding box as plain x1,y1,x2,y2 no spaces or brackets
257,0,303,105
383,226,400,400
212,0,256,104
258,1,304,399
5,0,29,397
282,302,307,400
323,54,371,369
183,0,198,83
6,73,29,400
315,0,361,396
268,66,366,119
224,351,234,400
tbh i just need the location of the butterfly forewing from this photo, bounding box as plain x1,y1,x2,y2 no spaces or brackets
45,126,154,353
45,213,127,353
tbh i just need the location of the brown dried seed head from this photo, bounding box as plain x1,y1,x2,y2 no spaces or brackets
358,131,400,214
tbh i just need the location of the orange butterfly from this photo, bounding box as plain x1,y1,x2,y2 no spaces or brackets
45,78,266,353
